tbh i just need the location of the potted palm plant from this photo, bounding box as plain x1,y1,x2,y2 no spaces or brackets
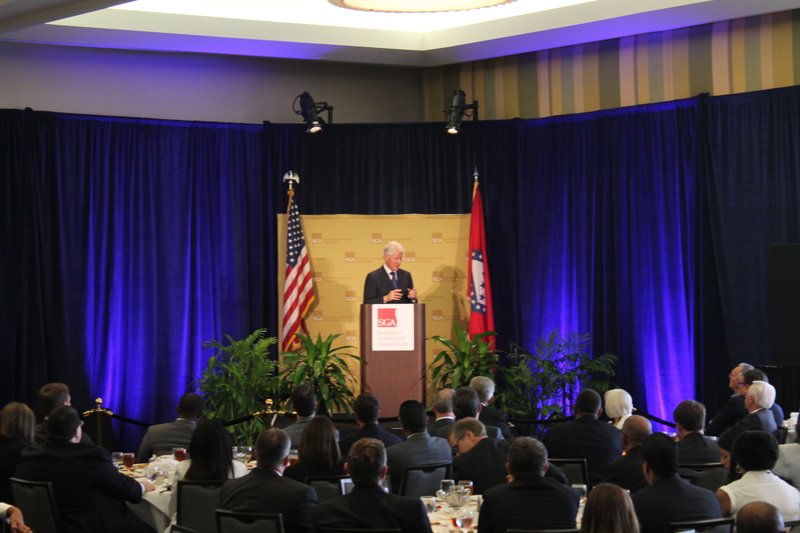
429,322,501,390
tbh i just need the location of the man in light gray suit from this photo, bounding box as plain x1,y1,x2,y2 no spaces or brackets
136,392,203,462
387,400,452,494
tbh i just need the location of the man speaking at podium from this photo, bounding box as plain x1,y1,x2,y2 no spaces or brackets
363,241,418,304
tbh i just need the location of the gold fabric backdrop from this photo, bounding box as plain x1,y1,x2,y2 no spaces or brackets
277,214,470,398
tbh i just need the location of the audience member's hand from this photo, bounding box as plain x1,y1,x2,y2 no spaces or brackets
8,506,33,533
140,479,156,492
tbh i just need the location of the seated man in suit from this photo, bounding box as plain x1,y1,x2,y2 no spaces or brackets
631,433,722,533
706,362,753,436
736,501,785,533
16,406,155,533
219,428,318,533
363,240,417,304
741,368,785,429
387,400,452,494
449,418,510,495
137,392,203,462
428,388,455,435
339,393,402,458
541,389,622,487
603,415,651,493
34,382,93,444
708,367,784,437
673,399,721,463
436,387,504,440
721,380,778,438
313,438,433,533
469,376,512,440
478,437,579,533
283,384,339,449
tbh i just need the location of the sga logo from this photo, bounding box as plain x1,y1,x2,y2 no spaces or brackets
377,308,398,327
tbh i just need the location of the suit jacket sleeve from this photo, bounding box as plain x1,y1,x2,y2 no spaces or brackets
295,484,318,533
91,448,144,504
706,396,745,436
364,269,385,304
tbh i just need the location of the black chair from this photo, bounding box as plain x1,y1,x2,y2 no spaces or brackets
215,509,284,533
669,516,735,533
784,518,800,531
9,477,61,533
317,529,401,533
678,463,728,492
306,475,352,503
398,462,452,498
171,526,200,533
548,459,589,488
176,480,226,533
508,529,580,533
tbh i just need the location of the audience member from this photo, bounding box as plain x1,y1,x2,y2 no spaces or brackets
631,433,721,533
470,376,512,439
603,415,651,493
581,483,640,533
541,389,622,486
285,415,344,483
339,393,401,457
0,402,35,503
741,368,785,429
717,431,800,520
312,438,433,532
219,428,317,533
716,425,745,483
0,502,32,533
477,437,579,533
604,389,635,429
16,406,155,533
428,388,455,435
720,381,778,438
673,400,721,463
449,417,509,495
775,432,800,489
34,382,93,444
137,392,203,462
706,362,753,436
284,384,339,448
386,400,452,494
436,387,504,440
736,501,785,533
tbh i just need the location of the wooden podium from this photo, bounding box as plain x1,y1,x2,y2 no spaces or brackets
360,303,426,418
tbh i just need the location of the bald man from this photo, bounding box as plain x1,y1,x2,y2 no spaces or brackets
602,415,652,493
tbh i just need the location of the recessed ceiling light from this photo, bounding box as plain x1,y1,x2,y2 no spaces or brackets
329,0,514,13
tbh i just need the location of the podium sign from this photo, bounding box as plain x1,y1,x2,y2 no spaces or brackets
361,303,426,417
371,305,415,351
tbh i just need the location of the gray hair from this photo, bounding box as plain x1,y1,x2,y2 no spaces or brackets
469,376,495,404
450,417,486,441
432,388,454,414
383,241,404,256
747,381,776,410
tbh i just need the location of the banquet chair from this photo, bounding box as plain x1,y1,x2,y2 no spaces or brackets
9,477,61,533
171,526,199,533
398,462,452,498
176,480,226,533
306,475,352,502
547,459,589,488
508,529,580,533
215,509,283,533
678,463,727,492
317,528,401,533
668,516,734,533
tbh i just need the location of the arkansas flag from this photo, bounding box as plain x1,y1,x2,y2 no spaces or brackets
468,180,495,339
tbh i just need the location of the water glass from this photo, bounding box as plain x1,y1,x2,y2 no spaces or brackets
457,480,474,496
421,496,437,513
450,509,474,533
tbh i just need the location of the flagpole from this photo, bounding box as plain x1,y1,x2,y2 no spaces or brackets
472,166,479,199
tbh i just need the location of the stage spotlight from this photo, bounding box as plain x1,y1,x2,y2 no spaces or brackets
445,89,479,135
293,92,334,134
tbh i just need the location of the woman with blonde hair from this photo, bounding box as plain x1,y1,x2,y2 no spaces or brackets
604,389,634,429
581,483,640,533
0,402,36,502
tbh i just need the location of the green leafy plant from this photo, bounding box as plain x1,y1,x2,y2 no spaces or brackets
197,328,281,445
498,329,618,420
429,322,501,390
280,333,360,415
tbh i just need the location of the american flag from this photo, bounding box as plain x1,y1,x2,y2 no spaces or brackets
281,194,315,352
468,179,495,339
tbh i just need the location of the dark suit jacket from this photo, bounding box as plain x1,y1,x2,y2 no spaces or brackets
738,408,778,436
428,417,454,435
603,445,648,493
363,267,415,304
284,461,344,484
480,405,513,440
15,440,150,533
541,416,622,486
477,477,579,533
220,467,317,533
313,484,432,533
339,423,403,458
136,418,197,462
386,432,453,493
452,438,510,495
677,432,721,464
0,435,26,503
631,475,722,533
706,394,748,437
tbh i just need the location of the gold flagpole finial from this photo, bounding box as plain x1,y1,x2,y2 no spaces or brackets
283,170,300,197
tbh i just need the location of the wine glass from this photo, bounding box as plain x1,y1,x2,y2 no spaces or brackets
450,509,474,532
111,451,123,468
457,480,474,496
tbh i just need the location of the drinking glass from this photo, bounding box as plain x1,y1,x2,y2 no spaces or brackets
232,446,247,463
449,509,474,532
173,447,187,462
457,480,474,496
571,483,588,504
111,451,124,468
421,496,437,514
122,452,135,469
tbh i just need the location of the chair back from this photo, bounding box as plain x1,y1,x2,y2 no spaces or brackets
547,459,589,488
508,529,581,533
317,529,401,533
176,480,226,533
9,477,61,533
306,475,352,503
784,518,800,532
669,516,734,533
171,526,200,533
398,462,452,498
215,510,283,533
678,463,728,492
